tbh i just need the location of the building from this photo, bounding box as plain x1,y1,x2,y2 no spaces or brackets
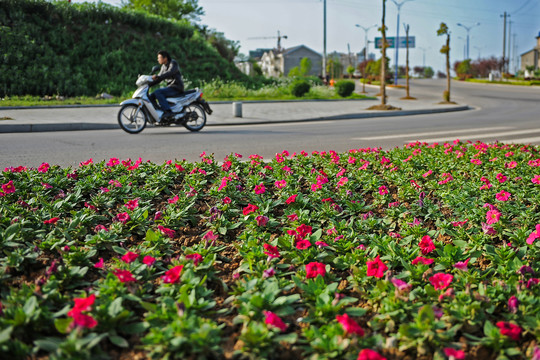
259,45,323,77
520,32,540,74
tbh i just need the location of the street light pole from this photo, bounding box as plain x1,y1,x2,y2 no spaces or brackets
456,22,480,60
390,0,414,86
418,46,428,68
322,0,327,80
355,24,377,93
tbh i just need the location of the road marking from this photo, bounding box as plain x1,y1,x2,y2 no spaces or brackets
210,120,336,128
501,136,540,144
408,128,540,143
352,126,513,140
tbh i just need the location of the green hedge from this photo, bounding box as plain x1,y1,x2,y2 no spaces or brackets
289,79,311,97
0,0,247,97
334,80,355,97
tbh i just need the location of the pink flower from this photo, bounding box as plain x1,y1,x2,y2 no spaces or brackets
315,241,329,247
203,230,218,245
79,158,93,166
357,349,387,360
423,170,433,178
113,269,136,283
157,225,176,239
162,265,184,284
443,348,465,359
306,262,326,279
496,173,507,183
482,222,497,235
366,256,388,278
263,268,275,278
154,211,163,220
124,198,139,210
296,240,311,250
256,215,269,227
143,256,156,266
391,278,412,292
527,224,540,245
411,256,434,265
378,186,389,195
263,311,287,332
38,162,50,173
287,213,299,221
419,235,436,255
107,157,120,166
532,175,540,184
263,244,281,259
286,194,298,204
71,312,98,329
275,180,287,189
94,258,104,269
496,321,521,341
495,190,511,201
243,204,259,216
429,273,453,290
337,177,349,187
222,196,231,204
1,180,16,194
336,313,364,336
94,224,108,233
121,251,138,264
168,195,179,204
486,209,501,224
186,253,203,266
296,224,313,238
114,212,130,224
453,258,470,271
254,183,266,194
508,295,519,313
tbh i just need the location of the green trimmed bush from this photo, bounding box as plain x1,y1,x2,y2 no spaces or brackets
290,79,311,97
335,80,355,97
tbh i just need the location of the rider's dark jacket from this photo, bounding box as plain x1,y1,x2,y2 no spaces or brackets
153,59,184,92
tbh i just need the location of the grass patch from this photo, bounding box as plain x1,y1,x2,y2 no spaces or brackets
464,78,540,86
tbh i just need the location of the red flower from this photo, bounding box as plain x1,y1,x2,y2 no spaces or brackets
443,348,465,359
143,256,156,266
1,180,16,194
419,235,436,255
243,203,259,216
295,240,312,250
429,273,453,290
527,224,540,245
71,312,98,329
296,224,312,238
263,244,281,259
114,212,130,224
94,258,104,269
486,209,501,224
121,251,138,264
157,225,176,239
256,215,269,227
366,256,388,278
336,313,364,336
496,321,521,341
222,196,231,204
263,311,287,332
186,253,203,266
285,194,297,204
357,349,387,360
495,190,511,201
38,162,50,173
113,269,136,283
254,183,266,194
67,294,96,317
124,198,139,210
306,262,326,279
162,265,184,284
43,217,60,225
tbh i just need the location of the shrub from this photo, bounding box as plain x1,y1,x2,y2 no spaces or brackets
289,79,311,97
334,80,355,97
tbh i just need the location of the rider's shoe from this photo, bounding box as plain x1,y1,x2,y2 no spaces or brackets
161,110,174,122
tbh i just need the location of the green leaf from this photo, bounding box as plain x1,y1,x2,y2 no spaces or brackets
122,322,149,335
274,332,298,343
310,229,323,242
54,318,73,334
23,296,37,317
2,223,20,242
112,245,127,255
108,297,123,318
0,326,13,344
345,307,367,317
34,337,62,352
109,334,129,348
218,226,227,235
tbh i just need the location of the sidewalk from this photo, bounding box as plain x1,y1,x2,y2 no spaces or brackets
0,91,469,133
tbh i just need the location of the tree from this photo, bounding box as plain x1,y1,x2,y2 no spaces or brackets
437,22,451,102
121,0,203,21
346,65,355,78
300,57,312,76
424,67,434,78
205,30,240,63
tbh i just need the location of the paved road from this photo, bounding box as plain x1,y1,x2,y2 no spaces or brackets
0,79,538,168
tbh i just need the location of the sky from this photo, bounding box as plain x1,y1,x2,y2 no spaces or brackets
74,0,540,73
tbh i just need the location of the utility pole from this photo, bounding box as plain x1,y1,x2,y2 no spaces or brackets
322,0,327,80
500,11,509,74
355,24,377,93
418,47,428,67
403,23,412,99
390,0,414,86
507,20,512,73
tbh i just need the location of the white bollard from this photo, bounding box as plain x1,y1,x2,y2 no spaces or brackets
232,102,242,117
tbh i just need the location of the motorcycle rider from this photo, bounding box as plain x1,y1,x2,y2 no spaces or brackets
148,50,185,121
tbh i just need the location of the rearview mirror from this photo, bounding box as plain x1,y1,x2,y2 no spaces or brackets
151,65,160,74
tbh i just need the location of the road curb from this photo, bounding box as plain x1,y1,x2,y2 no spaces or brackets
0,105,470,133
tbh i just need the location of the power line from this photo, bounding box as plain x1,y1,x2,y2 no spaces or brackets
511,0,535,15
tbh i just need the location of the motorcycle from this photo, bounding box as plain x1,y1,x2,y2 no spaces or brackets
117,66,213,134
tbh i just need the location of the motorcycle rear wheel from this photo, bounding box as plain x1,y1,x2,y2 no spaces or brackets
118,104,147,134
183,103,206,132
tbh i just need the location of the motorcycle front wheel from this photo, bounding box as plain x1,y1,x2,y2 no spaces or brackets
183,103,206,132
118,104,147,134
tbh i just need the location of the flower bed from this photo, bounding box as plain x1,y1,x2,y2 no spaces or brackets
0,142,539,360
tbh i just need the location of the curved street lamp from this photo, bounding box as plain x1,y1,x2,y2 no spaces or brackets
457,22,480,60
